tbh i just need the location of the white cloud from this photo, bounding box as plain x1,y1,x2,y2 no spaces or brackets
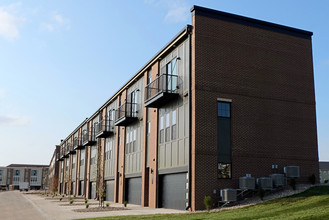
0,3,24,40
145,0,189,24
0,115,30,126
164,4,189,23
40,12,70,32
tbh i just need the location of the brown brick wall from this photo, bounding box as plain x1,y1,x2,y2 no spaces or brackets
192,14,318,210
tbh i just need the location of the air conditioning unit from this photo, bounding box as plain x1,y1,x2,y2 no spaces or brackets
270,174,286,187
257,177,273,190
284,166,300,178
220,188,237,202
239,176,255,190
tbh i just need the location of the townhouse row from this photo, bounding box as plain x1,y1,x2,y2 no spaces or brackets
49,6,319,210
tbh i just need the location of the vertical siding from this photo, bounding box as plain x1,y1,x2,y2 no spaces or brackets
158,39,189,171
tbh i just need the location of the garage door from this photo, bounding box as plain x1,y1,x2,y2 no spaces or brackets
159,172,188,210
91,182,97,199
125,177,141,205
106,180,114,202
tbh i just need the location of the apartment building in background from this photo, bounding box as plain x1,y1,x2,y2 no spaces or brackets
319,162,329,183
48,145,60,193
0,164,49,190
53,5,319,210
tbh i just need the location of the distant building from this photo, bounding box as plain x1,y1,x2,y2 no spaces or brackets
319,162,329,183
1,164,49,190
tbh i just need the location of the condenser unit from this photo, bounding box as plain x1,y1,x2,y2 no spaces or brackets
257,177,273,190
284,166,300,178
239,176,255,190
220,188,237,202
270,174,286,187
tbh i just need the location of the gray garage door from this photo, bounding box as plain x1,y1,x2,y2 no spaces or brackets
91,182,97,199
125,177,141,205
106,180,114,202
159,172,188,210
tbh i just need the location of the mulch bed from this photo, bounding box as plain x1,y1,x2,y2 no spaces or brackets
60,202,98,206
74,207,127,212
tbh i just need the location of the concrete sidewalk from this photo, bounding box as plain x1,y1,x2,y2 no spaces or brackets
17,191,186,220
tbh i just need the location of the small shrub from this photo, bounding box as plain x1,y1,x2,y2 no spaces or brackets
203,196,212,212
86,203,90,209
123,201,128,207
289,178,297,190
62,195,64,198
59,198,62,201
85,199,88,204
106,203,110,207
308,174,316,185
257,187,265,200
325,180,328,184
70,199,74,204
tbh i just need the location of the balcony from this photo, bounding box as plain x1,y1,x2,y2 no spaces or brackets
95,118,114,138
68,143,76,155
60,148,66,160
73,137,83,150
82,129,97,146
114,102,138,126
144,73,179,108
64,144,70,158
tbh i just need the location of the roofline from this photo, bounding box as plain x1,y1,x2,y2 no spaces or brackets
60,118,89,145
59,24,192,144
191,5,312,39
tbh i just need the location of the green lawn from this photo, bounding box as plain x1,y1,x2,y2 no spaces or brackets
79,186,329,220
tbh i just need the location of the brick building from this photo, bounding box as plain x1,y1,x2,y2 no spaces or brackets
1,164,49,190
53,6,318,210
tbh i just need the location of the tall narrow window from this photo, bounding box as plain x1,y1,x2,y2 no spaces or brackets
217,101,232,179
172,110,177,140
160,116,164,143
165,113,170,142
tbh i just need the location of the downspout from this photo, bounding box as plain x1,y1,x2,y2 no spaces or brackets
187,24,193,211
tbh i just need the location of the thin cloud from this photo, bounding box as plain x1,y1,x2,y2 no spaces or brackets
164,4,189,23
0,3,24,41
40,12,70,32
145,0,189,24
0,115,30,126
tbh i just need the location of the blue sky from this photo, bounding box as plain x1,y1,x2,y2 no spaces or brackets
0,0,328,166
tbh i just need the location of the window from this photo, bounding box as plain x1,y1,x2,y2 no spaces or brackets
126,127,137,154
105,139,113,160
166,57,178,91
31,170,37,176
165,113,170,142
160,116,164,143
217,101,232,179
15,170,20,176
147,69,152,84
80,150,85,166
172,110,177,140
0,176,2,182
0,170,3,175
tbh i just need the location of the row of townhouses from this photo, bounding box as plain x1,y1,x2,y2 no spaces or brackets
48,6,319,210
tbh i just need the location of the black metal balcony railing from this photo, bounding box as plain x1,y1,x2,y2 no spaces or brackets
95,118,114,138
82,128,97,146
114,102,138,126
144,73,179,108
73,137,83,150
64,144,70,158
56,152,63,161
68,142,76,155
60,148,66,159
